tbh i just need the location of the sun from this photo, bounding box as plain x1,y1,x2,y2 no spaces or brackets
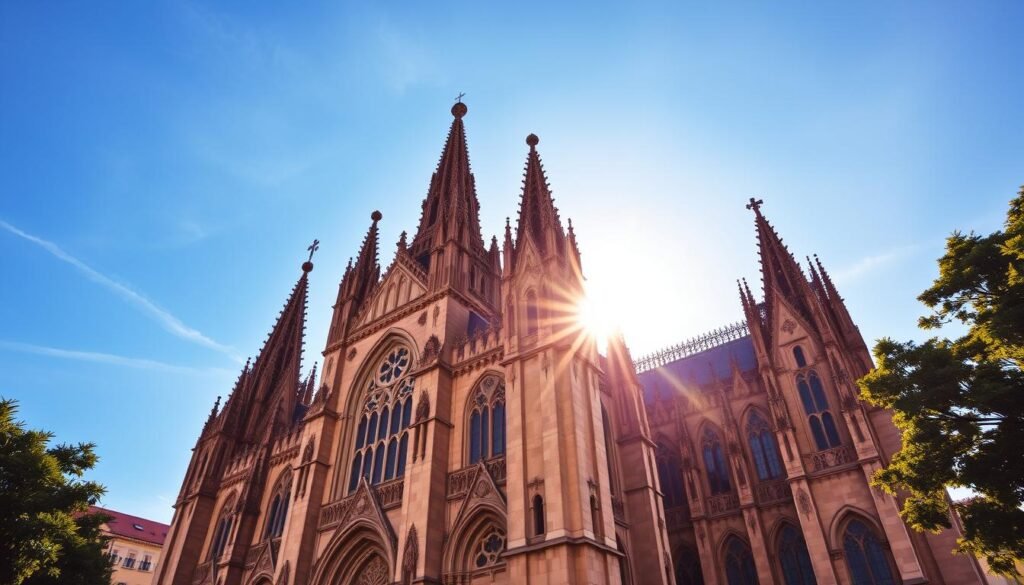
575,287,623,350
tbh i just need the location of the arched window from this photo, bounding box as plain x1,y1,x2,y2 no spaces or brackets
796,371,841,451
746,411,783,480
532,495,545,536
674,547,704,585
778,524,816,585
348,346,415,493
723,537,759,585
473,527,506,569
793,346,807,368
656,442,687,508
468,375,505,464
209,499,236,560
525,290,539,335
264,472,291,540
843,519,896,585
701,427,731,495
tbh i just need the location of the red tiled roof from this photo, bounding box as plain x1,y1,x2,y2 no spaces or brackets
90,506,169,546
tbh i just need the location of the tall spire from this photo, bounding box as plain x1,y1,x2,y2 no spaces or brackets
747,197,813,324
410,101,485,264
514,134,566,260
328,212,382,345
240,253,312,442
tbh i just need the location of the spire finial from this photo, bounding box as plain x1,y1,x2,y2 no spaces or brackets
451,94,467,119
746,197,764,214
303,239,319,273
371,210,382,223
526,133,539,151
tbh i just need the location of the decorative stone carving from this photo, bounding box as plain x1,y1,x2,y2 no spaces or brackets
420,335,441,367
782,319,797,334
358,555,389,585
347,347,358,361
796,487,811,517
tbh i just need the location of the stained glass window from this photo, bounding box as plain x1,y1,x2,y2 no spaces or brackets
349,346,415,493
797,371,841,451
779,525,816,585
724,537,759,585
468,375,506,464
843,519,896,585
701,428,731,495
746,411,784,480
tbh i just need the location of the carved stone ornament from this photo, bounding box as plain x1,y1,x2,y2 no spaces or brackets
347,347,358,361
474,478,492,498
796,487,811,517
418,311,427,326
782,319,797,334
415,390,430,423
420,335,441,367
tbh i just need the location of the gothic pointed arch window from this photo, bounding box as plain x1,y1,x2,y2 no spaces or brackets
655,442,687,509
746,411,784,480
778,524,816,585
792,345,807,368
674,547,704,585
525,290,539,335
209,495,237,560
842,518,896,585
701,427,731,495
796,371,841,450
468,374,505,464
723,536,759,585
264,471,292,540
348,345,414,493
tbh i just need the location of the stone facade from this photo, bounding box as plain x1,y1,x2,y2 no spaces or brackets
155,103,997,585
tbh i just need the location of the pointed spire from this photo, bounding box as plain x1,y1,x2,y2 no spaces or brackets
747,197,813,325
241,252,312,442
342,211,382,303
411,101,485,257
515,134,566,258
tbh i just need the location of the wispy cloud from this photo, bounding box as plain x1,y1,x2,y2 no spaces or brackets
0,219,241,363
831,244,920,284
0,340,231,377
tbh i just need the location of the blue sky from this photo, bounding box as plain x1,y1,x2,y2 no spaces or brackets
1,2,1021,523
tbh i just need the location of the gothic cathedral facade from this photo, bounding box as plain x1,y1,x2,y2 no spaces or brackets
155,103,993,585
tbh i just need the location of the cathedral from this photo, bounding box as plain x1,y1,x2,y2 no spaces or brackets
155,102,994,585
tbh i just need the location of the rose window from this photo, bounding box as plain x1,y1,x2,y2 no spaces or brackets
474,528,506,568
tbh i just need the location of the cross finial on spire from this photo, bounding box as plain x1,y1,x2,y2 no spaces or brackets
303,239,319,272
455,92,465,103
746,197,764,213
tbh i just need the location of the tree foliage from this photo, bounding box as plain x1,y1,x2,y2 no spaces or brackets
859,187,1024,575
0,398,112,585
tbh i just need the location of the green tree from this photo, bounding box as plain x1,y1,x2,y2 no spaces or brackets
859,187,1024,576
0,398,112,585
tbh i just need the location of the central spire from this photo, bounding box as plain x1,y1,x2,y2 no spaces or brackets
514,133,566,259
410,101,485,266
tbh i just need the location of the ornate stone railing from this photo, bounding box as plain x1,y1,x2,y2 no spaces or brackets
192,560,212,584
664,506,691,527
611,496,625,523
755,479,792,505
376,477,404,510
244,542,265,567
806,444,856,472
447,457,507,499
706,492,740,516
634,320,751,373
319,493,356,530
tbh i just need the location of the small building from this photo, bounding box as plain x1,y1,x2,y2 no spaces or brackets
94,506,169,585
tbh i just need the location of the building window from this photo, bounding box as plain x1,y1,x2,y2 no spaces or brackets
843,519,896,585
746,411,784,480
468,375,506,464
348,346,414,493
525,290,539,335
655,442,687,508
532,495,545,536
701,427,731,495
210,507,234,560
793,345,807,368
674,547,704,585
109,549,121,565
778,524,816,585
473,527,506,569
139,554,153,571
123,552,136,569
724,537,759,585
265,472,291,540
796,371,841,450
